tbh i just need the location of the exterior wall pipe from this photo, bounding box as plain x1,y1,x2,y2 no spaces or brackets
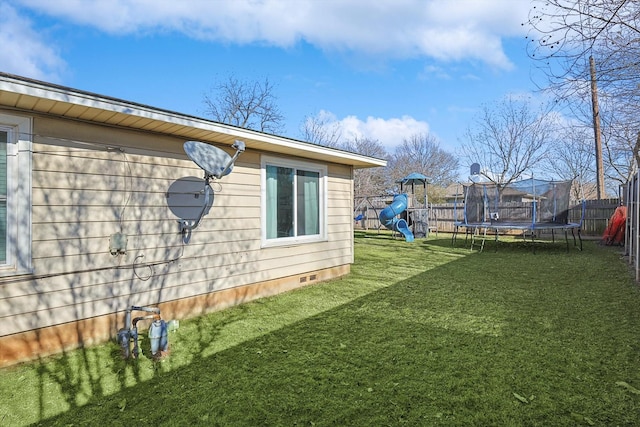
118,305,163,359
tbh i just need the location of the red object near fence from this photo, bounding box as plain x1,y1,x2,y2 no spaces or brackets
602,205,627,246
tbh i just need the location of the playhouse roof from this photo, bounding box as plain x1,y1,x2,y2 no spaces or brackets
0,72,386,169
397,172,430,185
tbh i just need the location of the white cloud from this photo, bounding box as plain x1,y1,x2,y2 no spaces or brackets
419,65,452,80
0,3,66,81
329,113,430,151
13,0,533,70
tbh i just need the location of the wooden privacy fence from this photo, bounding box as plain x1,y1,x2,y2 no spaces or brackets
354,197,619,237
579,199,620,235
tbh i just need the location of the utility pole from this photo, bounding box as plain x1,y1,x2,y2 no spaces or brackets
590,55,605,199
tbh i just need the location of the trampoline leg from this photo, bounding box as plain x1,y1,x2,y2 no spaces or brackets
481,227,487,253
451,226,457,246
493,228,498,253
531,230,536,254
579,230,583,251
564,229,570,252
573,228,583,251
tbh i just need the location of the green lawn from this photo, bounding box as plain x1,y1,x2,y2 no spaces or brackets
2,232,640,426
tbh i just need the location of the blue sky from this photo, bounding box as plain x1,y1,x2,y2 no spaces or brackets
1,0,545,157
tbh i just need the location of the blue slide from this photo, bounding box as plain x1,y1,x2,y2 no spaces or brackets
379,194,414,242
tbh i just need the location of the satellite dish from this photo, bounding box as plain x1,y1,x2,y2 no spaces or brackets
178,140,245,234
184,140,234,178
166,176,214,221
470,163,481,176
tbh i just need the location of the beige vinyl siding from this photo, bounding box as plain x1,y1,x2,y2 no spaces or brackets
0,115,354,338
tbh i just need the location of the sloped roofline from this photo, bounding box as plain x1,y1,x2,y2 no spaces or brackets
0,72,386,169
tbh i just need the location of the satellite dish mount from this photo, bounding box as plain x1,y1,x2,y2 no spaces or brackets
179,140,245,233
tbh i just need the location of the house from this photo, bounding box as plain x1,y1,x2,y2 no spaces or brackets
443,181,541,204
0,72,386,366
443,183,464,204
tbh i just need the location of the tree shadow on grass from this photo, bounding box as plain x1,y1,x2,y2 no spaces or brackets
34,241,640,426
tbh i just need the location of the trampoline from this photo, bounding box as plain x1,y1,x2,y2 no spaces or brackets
452,178,586,252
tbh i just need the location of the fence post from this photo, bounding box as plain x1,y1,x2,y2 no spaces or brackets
627,172,640,281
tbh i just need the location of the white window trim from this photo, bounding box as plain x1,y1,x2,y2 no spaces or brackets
260,155,328,248
0,113,32,275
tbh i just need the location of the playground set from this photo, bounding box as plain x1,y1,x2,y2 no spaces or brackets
354,170,588,253
354,173,437,242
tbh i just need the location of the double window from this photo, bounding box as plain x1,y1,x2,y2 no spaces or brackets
0,113,32,275
261,156,327,246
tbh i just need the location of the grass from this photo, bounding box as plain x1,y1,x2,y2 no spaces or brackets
2,232,640,426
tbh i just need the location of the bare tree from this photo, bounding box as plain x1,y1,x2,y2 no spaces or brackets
546,124,593,178
389,133,458,184
525,0,640,194
343,136,389,196
461,96,553,186
602,114,637,190
300,111,343,148
526,0,640,102
202,76,285,134
543,123,596,199
387,133,459,202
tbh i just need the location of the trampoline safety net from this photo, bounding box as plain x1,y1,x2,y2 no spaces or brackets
463,178,574,227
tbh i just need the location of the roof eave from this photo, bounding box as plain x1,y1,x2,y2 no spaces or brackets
0,72,387,169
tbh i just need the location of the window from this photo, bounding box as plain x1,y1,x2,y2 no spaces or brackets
0,114,32,275
261,156,327,246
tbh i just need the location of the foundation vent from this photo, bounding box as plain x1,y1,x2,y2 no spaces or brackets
299,274,318,284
